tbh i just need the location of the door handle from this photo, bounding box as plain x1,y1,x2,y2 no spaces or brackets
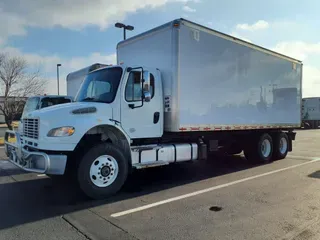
153,112,160,124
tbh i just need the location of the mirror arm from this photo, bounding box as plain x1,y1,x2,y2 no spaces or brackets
128,86,145,109
128,101,144,109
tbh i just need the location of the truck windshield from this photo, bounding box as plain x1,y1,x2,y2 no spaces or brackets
76,67,123,103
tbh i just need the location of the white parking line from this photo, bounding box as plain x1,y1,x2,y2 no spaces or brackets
37,174,46,177
111,157,320,218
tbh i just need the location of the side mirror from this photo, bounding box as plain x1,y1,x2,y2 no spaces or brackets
143,91,151,102
142,71,150,92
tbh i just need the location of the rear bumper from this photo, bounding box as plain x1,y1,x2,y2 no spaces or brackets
4,130,67,175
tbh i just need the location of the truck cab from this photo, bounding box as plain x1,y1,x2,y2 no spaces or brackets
5,65,165,199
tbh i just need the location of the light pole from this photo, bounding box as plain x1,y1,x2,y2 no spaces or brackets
57,63,61,95
115,22,134,40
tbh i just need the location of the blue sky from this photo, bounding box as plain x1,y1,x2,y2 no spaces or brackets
0,0,319,97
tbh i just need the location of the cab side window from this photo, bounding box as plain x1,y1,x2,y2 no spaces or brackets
125,72,155,102
125,71,142,102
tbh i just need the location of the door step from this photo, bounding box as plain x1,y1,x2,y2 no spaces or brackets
131,145,161,151
132,161,169,169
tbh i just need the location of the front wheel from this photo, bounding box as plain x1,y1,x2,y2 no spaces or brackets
77,143,129,200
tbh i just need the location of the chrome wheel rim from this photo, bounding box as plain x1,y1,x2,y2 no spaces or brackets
261,139,271,158
279,137,288,155
89,155,119,187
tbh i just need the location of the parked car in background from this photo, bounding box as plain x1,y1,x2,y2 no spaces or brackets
17,95,73,134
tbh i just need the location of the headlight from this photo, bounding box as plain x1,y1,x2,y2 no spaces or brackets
47,126,75,137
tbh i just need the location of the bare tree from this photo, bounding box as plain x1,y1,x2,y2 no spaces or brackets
0,53,47,130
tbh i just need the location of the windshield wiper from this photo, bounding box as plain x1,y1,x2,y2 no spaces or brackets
81,97,106,103
82,97,96,102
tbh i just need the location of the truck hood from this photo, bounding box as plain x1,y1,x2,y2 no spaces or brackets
20,101,119,150
37,102,89,114
25,102,113,140
26,102,110,118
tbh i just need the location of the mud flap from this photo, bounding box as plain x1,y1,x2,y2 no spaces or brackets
286,131,296,152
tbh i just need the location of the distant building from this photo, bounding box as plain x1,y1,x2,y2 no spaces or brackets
0,96,28,123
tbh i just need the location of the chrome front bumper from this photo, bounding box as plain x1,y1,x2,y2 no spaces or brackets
4,130,67,175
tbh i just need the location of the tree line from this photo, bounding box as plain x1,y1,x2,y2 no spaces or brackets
0,53,47,129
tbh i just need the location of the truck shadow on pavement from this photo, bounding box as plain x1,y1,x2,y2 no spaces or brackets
0,154,263,230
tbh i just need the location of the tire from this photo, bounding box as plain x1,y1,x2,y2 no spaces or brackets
77,143,129,200
244,133,273,164
47,174,67,182
272,132,289,160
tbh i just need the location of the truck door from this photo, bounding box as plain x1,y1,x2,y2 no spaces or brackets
120,69,163,139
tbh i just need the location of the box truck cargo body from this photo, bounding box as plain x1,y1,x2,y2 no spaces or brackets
117,19,302,131
5,19,302,200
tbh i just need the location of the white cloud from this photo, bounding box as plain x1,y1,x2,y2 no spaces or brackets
0,8,27,45
302,66,320,98
183,5,196,12
0,0,199,44
272,41,320,61
236,20,269,31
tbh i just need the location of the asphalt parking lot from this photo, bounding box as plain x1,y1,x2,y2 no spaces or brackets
1,130,320,240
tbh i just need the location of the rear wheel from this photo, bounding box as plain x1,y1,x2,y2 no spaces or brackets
77,143,129,199
272,132,289,160
244,133,273,164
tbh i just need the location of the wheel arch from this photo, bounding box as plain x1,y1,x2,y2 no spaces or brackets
73,124,132,167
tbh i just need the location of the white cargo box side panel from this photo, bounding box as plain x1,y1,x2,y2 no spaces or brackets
176,22,302,131
302,98,320,121
117,24,179,131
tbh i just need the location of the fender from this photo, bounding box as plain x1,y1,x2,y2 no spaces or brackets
74,122,132,166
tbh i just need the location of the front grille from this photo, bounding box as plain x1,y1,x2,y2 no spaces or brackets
23,118,39,139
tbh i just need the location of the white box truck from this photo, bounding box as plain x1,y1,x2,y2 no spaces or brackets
5,19,302,199
301,97,320,129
